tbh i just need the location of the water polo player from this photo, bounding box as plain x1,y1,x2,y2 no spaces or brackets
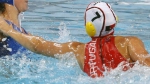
0,1,149,78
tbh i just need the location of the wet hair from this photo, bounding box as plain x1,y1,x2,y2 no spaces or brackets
0,3,5,14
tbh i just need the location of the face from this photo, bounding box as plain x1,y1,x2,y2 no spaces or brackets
14,0,28,13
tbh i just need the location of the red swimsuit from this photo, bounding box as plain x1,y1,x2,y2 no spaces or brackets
84,36,132,78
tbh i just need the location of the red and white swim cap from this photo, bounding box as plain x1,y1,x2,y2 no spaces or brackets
85,2,118,37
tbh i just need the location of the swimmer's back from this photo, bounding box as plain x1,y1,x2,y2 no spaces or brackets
72,36,146,70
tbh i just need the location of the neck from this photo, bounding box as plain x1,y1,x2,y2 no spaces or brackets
0,4,20,27
91,35,113,40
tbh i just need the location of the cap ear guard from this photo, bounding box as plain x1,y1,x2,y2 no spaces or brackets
85,22,96,37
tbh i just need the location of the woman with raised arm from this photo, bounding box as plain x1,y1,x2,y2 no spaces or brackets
0,0,29,56
0,2,149,78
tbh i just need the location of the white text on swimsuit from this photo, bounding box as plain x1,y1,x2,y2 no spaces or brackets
88,40,98,77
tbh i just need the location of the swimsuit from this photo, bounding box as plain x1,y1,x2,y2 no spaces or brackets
0,20,28,57
84,36,132,78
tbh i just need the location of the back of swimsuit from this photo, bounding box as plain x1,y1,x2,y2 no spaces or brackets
84,36,129,78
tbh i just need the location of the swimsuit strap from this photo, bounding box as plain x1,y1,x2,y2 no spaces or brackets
5,20,28,34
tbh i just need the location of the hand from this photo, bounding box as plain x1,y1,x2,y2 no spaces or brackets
0,16,14,36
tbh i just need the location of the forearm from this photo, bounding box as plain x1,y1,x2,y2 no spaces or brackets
0,19,78,57
7,30,59,57
7,29,43,53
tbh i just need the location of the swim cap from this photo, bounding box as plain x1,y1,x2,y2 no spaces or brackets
0,0,14,5
85,2,117,37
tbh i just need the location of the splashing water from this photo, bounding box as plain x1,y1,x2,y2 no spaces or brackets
55,22,70,42
1,0,150,83
1,23,150,84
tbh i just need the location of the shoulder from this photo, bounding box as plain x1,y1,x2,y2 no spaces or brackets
115,36,143,45
67,41,85,50
68,41,85,69
126,36,144,47
125,36,143,43
65,41,86,56
115,36,141,41
126,36,141,40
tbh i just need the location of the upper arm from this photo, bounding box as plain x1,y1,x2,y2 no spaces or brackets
128,36,150,65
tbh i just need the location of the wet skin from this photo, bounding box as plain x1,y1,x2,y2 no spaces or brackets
0,19,149,71
0,0,28,42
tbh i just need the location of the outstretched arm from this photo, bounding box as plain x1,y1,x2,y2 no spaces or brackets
0,17,84,57
127,36,150,66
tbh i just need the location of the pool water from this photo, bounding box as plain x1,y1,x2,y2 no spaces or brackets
1,0,150,84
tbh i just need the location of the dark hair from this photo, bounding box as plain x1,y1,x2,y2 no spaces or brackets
0,3,5,14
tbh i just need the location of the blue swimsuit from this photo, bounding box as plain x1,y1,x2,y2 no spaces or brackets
0,20,28,56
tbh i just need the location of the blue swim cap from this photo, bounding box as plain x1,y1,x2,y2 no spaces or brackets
0,0,14,5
